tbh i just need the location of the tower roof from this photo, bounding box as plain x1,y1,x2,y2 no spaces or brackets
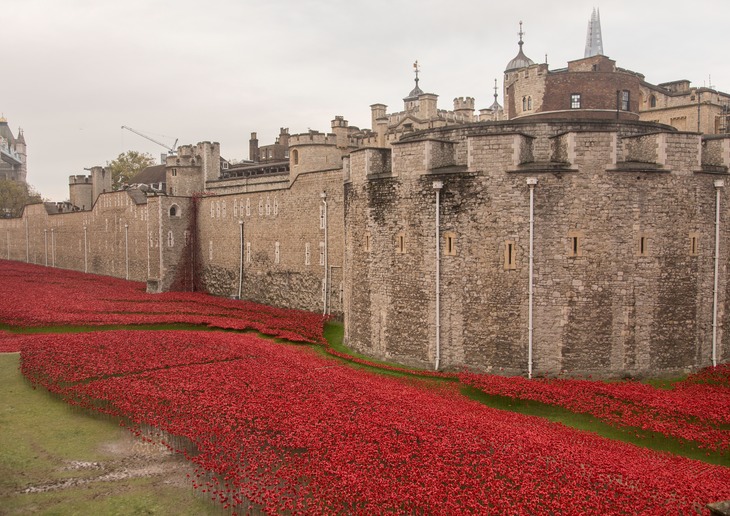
584,8,604,57
0,118,15,146
489,79,502,111
16,128,25,145
404,60,424,100
505,21,535,72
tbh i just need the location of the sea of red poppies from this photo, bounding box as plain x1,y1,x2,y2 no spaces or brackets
461,368,730,452
3,259,730,514
0,261,326,344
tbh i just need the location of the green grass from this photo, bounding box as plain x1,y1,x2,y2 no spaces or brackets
0,354,219,515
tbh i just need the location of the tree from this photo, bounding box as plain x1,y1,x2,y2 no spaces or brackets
0,180,43,217
105,151,156,190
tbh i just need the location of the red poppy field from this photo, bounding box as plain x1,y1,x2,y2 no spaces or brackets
2,260,730,514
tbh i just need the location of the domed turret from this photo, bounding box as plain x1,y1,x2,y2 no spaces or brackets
505,21,535,72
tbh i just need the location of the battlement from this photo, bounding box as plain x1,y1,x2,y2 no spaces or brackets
453,97,475,111
289,131,338,146
69,175,91,184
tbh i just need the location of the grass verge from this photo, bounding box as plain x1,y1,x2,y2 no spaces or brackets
0,353,219,515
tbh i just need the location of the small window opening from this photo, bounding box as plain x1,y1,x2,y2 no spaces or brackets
690,233,700,256
364,232,371,252
444,232,456,256
504,240,516,270
568,231,583,257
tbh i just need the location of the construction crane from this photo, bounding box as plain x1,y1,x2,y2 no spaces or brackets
121,126,178,155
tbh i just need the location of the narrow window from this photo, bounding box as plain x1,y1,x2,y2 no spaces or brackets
216,201,221,218
222,201,227,218
305,243,311,265
522,97,527,111
319,241,325,265
621,90,630,111
233,199,238,217
568,231,583,257
396,232,406,254
649,95,657,108
527,96,532,110
636,233,649,257
443,232,456,256
292,149,299,165
184,230,190,246
167,231,174,248
266,196,271,216
570,93,581,109
504,240,516,270
171,168,177,177
273,197,279,216
169,205,178,217
246,198,251,217
210,203,215,218
246,242,251,263
320,204,325,229
364,232,371,252
275,241,280,264
258,199,263,216
689,232,700,256
209,240,213,261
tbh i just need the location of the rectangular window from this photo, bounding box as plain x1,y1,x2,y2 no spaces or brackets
246,242,251,263
320,205,325,229
621,90,630,111
396,232,406,254
233,199,238,218
246,198,251,217
364,232,371,252
305,243,311,265
266,197,271,216
636,233,649,257
275,241,280,264
570,93,581,109
689,232,700,256
319,241,325,265
444,232,456,256
504,240,516,270
568,231,583,257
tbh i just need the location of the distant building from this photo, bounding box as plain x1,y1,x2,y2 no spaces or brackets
0,116,27,183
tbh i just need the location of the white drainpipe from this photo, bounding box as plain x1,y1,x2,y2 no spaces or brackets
527,178,538,379
238,220,244,299
124,224,129,280
83,226,88,273
433,181,443,371
44,229,48,266
321,192,328,315
712,179,725,367
51,228,56,267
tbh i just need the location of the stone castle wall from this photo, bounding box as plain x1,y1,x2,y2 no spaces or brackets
195,167,344,314
344,120,730,376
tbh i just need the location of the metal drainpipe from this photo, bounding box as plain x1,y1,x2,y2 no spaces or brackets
712,179,725,367
238,220,244,299
321,192,328,316
124,224,129,280
24,217,29,262
527,178,538,379
433,181,443,371
44,229,48,266
83,226,88,273
51,228,55,267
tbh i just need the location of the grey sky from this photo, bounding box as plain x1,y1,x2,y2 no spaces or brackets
2,0,728,200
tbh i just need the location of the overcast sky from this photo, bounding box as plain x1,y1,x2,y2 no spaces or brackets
2,0,729,200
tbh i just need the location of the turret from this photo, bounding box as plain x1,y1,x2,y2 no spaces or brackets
331,116,349,149
69,175,93,210
249,132,259,162
453,97,475,122
91,166,112,203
